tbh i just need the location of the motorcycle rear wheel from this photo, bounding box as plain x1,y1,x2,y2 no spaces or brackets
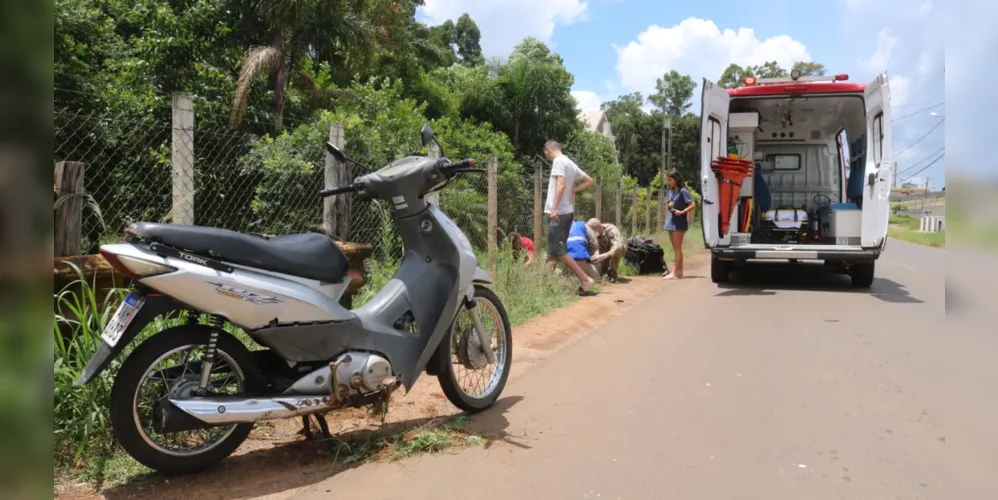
434,285,513,413
109,325,260,474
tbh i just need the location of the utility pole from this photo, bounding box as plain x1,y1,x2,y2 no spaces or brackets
658,114,667,230
666,114,673,177
920,177,930,216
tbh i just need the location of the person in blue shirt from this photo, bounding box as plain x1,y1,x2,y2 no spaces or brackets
565,220,600,293
663,171,696,280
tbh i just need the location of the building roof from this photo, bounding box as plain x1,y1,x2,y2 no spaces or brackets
578,109,606,132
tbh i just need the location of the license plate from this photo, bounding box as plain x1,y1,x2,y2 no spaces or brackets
100,293,145,348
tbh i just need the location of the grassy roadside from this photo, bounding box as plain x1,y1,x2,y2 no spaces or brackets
68,415,484,491
654,223,706,261
888,214,946,248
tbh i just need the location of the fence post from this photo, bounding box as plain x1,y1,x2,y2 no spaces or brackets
533,164,543,244
323,122,350,239
630,185,638,235
657,186,664,232
595,176,603,220
616,179,623,228
487,156,498,277
425,142,442,206
171,92,194,225
54,161,85,257
644,188,652,234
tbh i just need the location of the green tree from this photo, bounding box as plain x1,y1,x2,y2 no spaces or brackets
454,14,485,66
648,70,695,117
228,0,426,129
457,38,579,160
718,60,827,88
601,92,645,171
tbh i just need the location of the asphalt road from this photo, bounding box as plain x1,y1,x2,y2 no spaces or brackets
288,240,995,500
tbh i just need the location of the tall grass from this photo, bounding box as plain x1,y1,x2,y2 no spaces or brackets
53,265,246,484
53,265,128,474
888,214,945,248
489,238,579,326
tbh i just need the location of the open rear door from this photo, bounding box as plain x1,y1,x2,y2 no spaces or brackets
860,73,893,249
700,79,730,248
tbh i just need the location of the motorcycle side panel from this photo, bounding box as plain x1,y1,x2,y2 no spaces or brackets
101,244,356,329
250,205,478,389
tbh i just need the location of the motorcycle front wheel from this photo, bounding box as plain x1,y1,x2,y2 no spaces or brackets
108,325,260,474
434,285,513,413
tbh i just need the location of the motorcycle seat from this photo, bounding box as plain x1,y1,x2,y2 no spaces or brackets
126,222,351,283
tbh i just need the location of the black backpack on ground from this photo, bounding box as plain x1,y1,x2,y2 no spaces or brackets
625,236,667,275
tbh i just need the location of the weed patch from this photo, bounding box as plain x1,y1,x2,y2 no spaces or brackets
888,214,945,247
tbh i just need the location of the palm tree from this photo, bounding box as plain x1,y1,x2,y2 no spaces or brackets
228,0,379,129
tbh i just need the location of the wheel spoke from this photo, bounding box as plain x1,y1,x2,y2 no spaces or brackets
449,295,508,400
133,344,246,457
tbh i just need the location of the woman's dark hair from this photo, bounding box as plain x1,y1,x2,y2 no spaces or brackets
668,171,686,190
509,231,523,259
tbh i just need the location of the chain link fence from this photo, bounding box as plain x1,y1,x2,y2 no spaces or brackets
54,89,665,259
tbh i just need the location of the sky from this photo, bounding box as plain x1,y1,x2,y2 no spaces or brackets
417,0,950,189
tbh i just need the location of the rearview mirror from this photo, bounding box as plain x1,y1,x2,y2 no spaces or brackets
325,142,347,163
420,123,435,147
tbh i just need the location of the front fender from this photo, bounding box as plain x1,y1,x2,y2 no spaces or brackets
472,267,493,284
74,293,184,386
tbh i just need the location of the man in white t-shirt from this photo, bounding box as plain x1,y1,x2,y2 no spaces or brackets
543,140,596,294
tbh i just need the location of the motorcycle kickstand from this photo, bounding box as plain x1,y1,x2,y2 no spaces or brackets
301,414,333,440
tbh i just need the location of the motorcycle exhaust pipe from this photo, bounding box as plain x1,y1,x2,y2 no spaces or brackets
167,395,336,427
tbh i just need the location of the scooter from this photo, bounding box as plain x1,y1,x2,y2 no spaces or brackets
75,124,512,474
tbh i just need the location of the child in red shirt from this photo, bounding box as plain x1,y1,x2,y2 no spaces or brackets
509,232,535,266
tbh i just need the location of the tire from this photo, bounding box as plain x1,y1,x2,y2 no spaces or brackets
109,325,260,474
710,257,730,284
850,262,875,288
434,285,513,414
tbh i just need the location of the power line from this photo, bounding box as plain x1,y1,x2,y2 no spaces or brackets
895,118,944,158
893,102,944,122
898,146,945,176
891,99,944,109
900,153,944,184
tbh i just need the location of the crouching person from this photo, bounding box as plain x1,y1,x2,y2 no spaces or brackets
587,218,626,283
566,220,600,293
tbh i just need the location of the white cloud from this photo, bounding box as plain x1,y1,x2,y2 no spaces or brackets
419,0,588,57
916,0,933,17
571,90,604,110
890,74,911,108
614,18,811,99
858,28,899,74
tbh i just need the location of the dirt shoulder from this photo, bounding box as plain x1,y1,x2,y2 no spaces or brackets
56,253,707,500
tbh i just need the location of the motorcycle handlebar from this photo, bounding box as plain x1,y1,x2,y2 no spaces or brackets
318,184,359,197
440,158,480,176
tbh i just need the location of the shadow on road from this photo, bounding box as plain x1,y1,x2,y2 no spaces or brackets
713,261,923,304
466,395,529,450
102,396,523,500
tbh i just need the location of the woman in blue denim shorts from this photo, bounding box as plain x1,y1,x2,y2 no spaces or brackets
663,171,695,279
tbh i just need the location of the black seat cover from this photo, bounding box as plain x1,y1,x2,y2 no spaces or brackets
129,222,350,283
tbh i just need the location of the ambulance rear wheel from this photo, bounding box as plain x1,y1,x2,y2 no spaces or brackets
711,257,730,284
850,262,875,288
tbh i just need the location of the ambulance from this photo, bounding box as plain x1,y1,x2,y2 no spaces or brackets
699,71,893,287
